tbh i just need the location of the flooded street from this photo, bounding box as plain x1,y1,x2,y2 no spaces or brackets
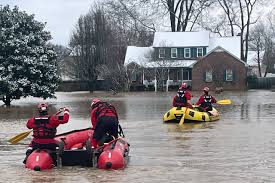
1,90,275,183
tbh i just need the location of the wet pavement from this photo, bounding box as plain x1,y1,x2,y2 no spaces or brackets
1,90,275,183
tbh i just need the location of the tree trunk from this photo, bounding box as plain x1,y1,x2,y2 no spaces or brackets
3,95,11,106
257,49,262,77
168,0,176,32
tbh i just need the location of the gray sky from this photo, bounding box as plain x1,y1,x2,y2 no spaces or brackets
0,0,93,46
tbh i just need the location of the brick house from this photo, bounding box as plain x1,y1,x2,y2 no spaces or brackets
192,46,248,91
124,31,246,91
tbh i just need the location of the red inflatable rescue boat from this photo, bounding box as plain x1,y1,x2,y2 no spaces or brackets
24,128,130,171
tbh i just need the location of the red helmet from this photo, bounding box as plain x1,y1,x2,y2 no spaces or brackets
91,98,101,107
203,87,210,92
180,82,187,89
37,103,48,113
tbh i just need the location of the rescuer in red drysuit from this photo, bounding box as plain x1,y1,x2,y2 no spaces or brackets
173,82,193,108
196,87,217,112
90,98,119,149
23,103,69,164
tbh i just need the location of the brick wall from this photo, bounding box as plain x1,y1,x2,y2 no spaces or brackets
192,50,247,91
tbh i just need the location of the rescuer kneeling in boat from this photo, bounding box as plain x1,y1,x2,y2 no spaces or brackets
196,87,217,112
173,82,193,108
90,98,119,149
23,103,70,164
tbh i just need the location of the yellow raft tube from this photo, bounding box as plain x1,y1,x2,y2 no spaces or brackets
163,106,219,123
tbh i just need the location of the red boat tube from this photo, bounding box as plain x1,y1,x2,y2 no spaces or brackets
25,128,92,171
97,138,130,170
25,149,54,171
55,128,92,149
24,128,130,171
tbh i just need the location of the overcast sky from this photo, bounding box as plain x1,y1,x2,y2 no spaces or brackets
0,0,93,46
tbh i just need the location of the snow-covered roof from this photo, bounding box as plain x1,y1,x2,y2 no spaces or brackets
153,31,210,47
246,50,265,66
124,46,153,66
124,46,196,68
145,60,197,68
209,36,241,58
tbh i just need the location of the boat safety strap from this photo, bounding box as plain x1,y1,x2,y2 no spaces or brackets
118,124,125,138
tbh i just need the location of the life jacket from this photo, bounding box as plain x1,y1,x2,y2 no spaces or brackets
201,95,212,108
175,90,187,107
93,102,118,120
33,117,57,139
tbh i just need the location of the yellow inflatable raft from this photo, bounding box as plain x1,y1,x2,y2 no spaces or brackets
163,106,219,123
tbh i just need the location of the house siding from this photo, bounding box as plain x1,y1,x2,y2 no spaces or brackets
155,47,207,60
192,51,247,91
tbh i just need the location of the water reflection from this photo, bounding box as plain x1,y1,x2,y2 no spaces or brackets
166,122,214,133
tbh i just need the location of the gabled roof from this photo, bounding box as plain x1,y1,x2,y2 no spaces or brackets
124,46,154,66
209,36,241,58
153,31,210,47
192,46,248,67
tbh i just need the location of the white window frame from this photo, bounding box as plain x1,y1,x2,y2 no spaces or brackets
184,48,191,58
226,69,233,81
205,70,213,82
197,47,203,57
159,48,165,58
171,48,177,58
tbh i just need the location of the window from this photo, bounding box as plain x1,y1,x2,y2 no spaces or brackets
197,47,203,57
205,70,213,82
184,48,191,58
182,70,189,80
226,69,233,81
159,48,165,58
131,72,137,81
171,48,177,58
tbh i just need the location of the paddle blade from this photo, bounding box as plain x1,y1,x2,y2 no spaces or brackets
217,99,232,105
8,130,32,144
178,108,186,125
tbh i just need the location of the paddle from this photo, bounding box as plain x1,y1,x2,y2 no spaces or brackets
216,99,232,105
8,108,65,144
178,107,187,125
8,130,33,144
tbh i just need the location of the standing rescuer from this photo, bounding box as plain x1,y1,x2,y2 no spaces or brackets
90,98,120,149
23,103,70,164
196,87,217,112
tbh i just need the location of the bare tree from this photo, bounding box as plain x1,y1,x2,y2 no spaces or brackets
68,6,117,91
216,0,263,62
105,0,213,32
262,14,275,77
164,0,213,31
249,23,265,77
216,0,237,36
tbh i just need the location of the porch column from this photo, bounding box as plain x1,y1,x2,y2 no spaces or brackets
182,68,184,82
142,69,145,84
154,68,157,92
166,68,170,92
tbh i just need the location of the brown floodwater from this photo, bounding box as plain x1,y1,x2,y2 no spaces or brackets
1,90,275,183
